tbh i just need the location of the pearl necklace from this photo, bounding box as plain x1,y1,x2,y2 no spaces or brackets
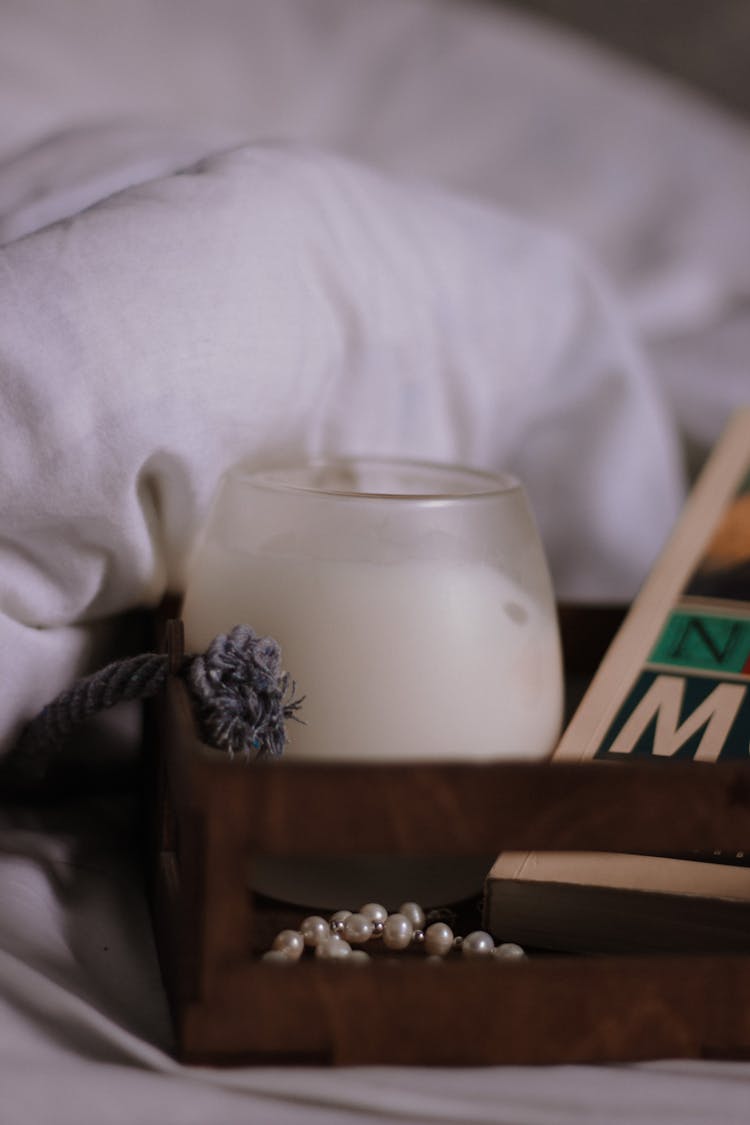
262,901,526,964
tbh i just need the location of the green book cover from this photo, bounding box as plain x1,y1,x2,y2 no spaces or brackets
595,467,750,767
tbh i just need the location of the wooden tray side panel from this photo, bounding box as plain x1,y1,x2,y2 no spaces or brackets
144,606,750,1066
163,676,750,855
175,956,750,1067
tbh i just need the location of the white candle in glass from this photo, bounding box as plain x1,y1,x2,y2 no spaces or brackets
184,550,561,763
183,459,562,763
181,458,563,905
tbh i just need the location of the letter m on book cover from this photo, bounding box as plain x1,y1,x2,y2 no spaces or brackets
594,671,750,762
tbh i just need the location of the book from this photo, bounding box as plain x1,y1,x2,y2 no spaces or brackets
485,407,750,953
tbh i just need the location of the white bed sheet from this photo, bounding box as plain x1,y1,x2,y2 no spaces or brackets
2,0,748,459
1,2,749,1122
0,136,683,753
3,798,750,1125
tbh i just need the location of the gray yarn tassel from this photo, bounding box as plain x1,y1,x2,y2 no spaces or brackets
187,626,302,760
7,624,303,788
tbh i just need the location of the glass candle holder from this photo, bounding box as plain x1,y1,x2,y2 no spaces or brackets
181,457,563,906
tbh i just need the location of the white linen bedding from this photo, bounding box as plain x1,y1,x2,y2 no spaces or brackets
3,0,749,461
0,139,682,752
1,1,749,1122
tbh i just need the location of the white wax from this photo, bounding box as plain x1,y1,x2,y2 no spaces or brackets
182,546,562,763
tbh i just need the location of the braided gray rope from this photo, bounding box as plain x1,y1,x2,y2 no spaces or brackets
8,624,303,787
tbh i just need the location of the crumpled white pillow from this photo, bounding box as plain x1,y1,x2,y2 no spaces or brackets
0,142,683,753
1,0,748,462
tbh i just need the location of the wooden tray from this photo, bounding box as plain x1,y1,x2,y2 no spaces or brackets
144,606,750,1065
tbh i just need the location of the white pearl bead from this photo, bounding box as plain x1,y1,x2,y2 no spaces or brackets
329,910,351,933
462,930,495,957
300,915,329,947
360,902,388,925
398,902,426,930
349,950,371,965
383,913,413,950
271,929,304,960
423,922,453,956
493,942,527,961
315,935,352,959
342,913,373,944
261,950,290,963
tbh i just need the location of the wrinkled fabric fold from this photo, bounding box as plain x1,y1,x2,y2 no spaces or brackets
0,142,683,755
